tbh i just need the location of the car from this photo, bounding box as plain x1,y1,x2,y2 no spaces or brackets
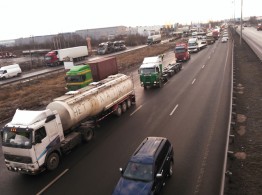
221,37,228,43
113,137,174,195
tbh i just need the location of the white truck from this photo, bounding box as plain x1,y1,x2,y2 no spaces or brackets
44,46,88,66
1,73,135,174
0,64,22,80
147,34,162,45
188,38,200,53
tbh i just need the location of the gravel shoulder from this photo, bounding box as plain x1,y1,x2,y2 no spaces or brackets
225,28,262,194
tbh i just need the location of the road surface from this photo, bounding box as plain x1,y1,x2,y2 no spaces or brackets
0,39,233,195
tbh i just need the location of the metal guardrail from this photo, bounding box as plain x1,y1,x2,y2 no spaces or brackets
220,31,234,195
0,67,65,88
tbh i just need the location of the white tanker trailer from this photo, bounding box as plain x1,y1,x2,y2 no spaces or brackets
1,73,135,174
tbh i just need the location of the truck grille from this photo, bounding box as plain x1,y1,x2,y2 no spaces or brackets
4,154,32,164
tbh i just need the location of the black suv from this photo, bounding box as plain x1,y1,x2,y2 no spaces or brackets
113,137,174,195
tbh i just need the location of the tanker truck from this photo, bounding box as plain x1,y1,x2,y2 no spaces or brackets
1,73,135,175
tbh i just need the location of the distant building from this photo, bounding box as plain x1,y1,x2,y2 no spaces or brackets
75,26,128,40
0,25,164,47
127,25,162,36
0,39,15,47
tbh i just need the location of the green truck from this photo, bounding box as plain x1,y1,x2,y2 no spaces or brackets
138,56,168,89
66,57,118,91
65,65,93,91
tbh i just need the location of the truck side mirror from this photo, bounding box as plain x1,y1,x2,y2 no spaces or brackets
119,168,124,174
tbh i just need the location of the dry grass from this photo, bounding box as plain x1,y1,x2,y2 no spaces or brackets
0,43,174,122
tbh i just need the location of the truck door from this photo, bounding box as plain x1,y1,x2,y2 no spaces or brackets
33,126,50,167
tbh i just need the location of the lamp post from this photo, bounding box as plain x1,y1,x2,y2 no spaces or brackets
240,0,243,45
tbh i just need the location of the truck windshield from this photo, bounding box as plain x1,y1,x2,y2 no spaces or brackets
123,162,153,182
66,75,86,82
44,56,51,61
140,68,156,74
175,48,186,53
188,42,197,46
2,128,32,149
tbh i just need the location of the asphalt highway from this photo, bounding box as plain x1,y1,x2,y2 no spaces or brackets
236,26,262,60
0,39,233,195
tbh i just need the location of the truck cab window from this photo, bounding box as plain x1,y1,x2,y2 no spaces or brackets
35,127,47,141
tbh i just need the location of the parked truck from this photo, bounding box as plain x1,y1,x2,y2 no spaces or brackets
174,42,191,61
1,73,135,174
65,57,118,91
147,34,162,45
139,56,168,89
97,42,115,55
44,46,88,66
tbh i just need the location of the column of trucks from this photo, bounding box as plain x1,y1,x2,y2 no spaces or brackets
44,46,88,66
1,73,136,174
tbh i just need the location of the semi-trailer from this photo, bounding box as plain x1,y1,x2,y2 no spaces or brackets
147,35,162,45
1,73,135,174
44,46,88,66
138,56,168,89
65,57,119,91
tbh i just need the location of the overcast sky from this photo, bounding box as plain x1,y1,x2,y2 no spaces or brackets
1,0,261,41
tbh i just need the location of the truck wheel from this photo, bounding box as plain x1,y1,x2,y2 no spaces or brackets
81,128,94,142
121,102,127,113
46,152,60,171
126,99,132,109
159,80,163,88
114,105,122,117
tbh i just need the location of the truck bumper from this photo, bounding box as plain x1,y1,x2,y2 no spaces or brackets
5,160,44,175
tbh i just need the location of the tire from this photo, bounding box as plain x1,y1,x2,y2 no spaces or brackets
81,128,94,142
46,152,60,171
167,161,173,177
114,105,122,117
158,80,163,88
126,99,132,109
121,102,127,113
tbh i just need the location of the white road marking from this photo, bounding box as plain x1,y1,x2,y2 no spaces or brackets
170,104,179,116
36,169,69,195
192,79,196,85
130,105,143,116
208,56,211,59
202,65,205,69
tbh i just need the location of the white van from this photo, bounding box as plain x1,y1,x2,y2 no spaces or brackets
0,64,22,80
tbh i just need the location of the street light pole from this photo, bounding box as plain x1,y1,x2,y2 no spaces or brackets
240,0,243,45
